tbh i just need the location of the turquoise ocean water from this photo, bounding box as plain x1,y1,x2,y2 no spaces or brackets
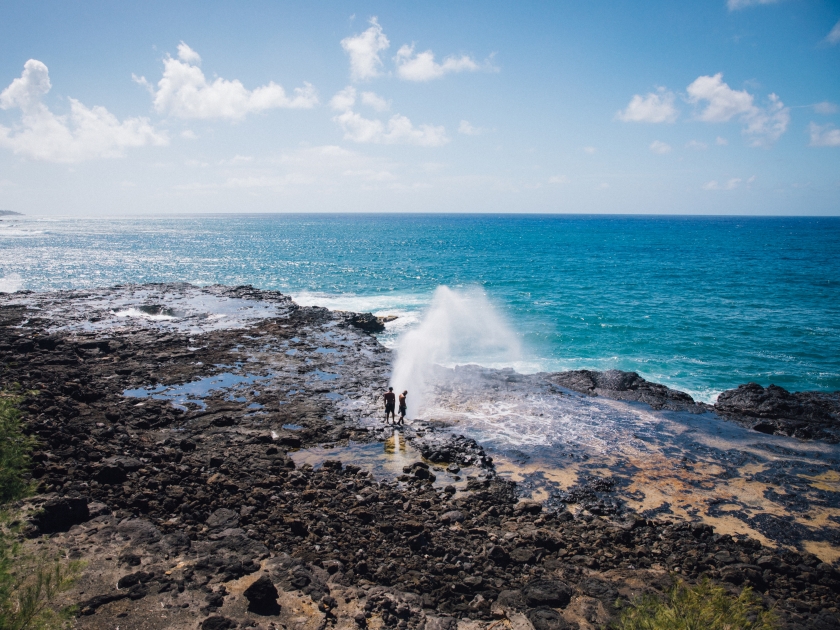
1,214,838,402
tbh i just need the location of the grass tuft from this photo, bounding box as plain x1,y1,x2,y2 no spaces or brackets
0,392,81,629
614,577,777,630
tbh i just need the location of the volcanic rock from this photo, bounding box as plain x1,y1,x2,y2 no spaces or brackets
243,574,281,615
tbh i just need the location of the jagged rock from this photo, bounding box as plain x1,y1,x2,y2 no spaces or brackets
200,616,236,630
30,495,89,534
549,369,698,411
522,580,572,608
243,574,281,615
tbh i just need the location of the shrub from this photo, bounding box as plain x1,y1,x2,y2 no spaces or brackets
0,394,35,504
0,392,80,629
614,577,777,630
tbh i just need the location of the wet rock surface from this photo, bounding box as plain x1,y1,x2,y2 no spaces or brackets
715,382,840,443
548,370,702,413
0,284,837,629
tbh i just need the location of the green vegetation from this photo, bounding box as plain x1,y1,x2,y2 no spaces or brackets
0,393,80,630
614,578,777,630
0,394,35,504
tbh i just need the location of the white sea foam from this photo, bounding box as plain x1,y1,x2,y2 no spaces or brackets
114,307,176,321
390,286,521,417
0,273,23,293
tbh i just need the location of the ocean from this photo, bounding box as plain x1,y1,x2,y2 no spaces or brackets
1,213,839,402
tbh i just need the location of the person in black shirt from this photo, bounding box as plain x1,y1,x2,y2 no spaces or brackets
383,387,396,424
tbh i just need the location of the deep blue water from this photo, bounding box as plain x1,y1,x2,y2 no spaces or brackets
1,214,838,401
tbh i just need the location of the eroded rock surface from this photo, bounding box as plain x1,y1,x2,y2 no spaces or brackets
0,284,837,630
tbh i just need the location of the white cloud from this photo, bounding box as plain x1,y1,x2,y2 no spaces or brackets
181,129,198,140
686,73,789,146
814,101,838,114
548,175,569,185
0,59,167,163
138,43,318,120
716,136,728,145
703,180,719,190
583,146,597,154
333,109,448,146
341,17,390,81
727,0,782,10
458,120,490,135
393,45,480,82
649,140,672,154
329,84,446,146
176,42,202,65
330,86,357,111
616,88,678,123
686,140,708,150
826,20,840,45
726,177,742,189
809,122,840,147
361,91,390,112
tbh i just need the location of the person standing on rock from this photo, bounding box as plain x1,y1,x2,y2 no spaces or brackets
383,387,396,424
397,390,408,425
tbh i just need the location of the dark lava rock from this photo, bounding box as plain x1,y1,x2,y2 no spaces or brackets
30,495,89,534
412,433,493,468
510,548,535,564
346,312,385,333
206,508,239,530
715,382,840,440
200,616,236,630
243,575,281,615
528,607,573,630
550,369,698,411
522,580,572,608
94,464,127,484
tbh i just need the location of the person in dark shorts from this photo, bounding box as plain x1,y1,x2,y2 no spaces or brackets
383,387,396,424
397,390,408,425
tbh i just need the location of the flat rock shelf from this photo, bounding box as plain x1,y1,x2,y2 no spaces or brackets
0,284,838,630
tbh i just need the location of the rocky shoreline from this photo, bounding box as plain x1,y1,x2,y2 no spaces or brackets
0,284,838,630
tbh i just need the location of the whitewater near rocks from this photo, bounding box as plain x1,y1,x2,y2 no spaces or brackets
0,284,838,630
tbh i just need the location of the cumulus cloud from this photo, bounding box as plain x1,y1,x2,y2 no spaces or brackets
716,136,728,145
686,73,789,146
136,42,318,120
814,101,838,114
333,110,448,146
583,146,597,154
809,123,840,147
616,88,678,123
361,91,390,111
826,20,840,45
394,45,479,82
341,18,390,81
330,85,447,146
649,140,672,154
727,0,781,10
330,86,357,112
686,140,708,150
0,59,167,163
548,175,569,185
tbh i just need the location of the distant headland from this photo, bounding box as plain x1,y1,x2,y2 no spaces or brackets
0,210,21,217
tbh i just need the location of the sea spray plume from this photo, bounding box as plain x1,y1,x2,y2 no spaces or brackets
390,286,521,417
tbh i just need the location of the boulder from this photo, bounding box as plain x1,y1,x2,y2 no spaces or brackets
30,495,89,534
243,575,280,615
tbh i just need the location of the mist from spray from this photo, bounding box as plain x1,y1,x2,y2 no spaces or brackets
389,286,522,418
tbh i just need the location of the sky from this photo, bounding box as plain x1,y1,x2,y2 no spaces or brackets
0,0,838,216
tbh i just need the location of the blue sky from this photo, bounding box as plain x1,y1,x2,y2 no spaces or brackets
0,0,838,215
